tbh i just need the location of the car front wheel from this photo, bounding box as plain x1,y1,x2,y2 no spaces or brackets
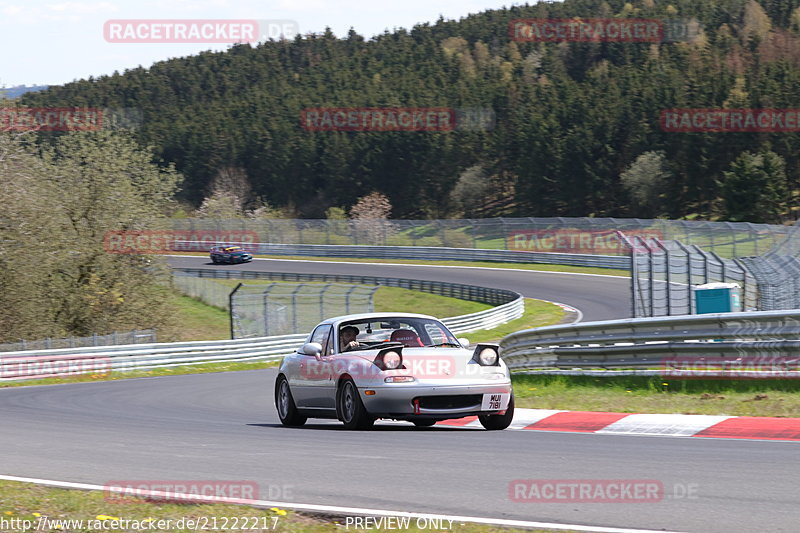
478,394,514,430
338,379,374,430
275,376,306,427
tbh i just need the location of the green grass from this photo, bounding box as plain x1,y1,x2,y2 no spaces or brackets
0,480,575,533
0,360,279,389
250,254,630,277
374,286,493,316
512,374,800,417
165,293,230,341
461,299,566,344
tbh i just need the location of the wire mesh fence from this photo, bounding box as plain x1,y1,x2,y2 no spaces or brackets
172,274,378,338
0,329,157,352
172,274,232,310
739,225,800,311
230,282,379,338
624,236,756,318
171,217,789,258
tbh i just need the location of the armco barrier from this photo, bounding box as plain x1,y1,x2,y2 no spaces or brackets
500,310,800,377
174,241,630,270
0,334,309,380
1,271,526,380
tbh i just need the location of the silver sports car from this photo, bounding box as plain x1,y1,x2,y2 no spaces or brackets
274,312,514,430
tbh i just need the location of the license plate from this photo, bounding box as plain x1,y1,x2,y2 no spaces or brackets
481,393,510,411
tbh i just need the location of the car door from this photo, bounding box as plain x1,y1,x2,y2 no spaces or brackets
316,328,337,409
293,324,333,409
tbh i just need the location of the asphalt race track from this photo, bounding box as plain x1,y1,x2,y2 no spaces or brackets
166,256,633,322
2,258,797,533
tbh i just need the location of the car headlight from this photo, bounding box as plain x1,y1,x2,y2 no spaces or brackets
472,344,500,366
382,351,402,369
479,348,498,366
373,349,403,371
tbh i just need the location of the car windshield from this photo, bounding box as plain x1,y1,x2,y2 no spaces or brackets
340,316,460,350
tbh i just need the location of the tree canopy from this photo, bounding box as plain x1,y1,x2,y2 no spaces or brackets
19,0,800,221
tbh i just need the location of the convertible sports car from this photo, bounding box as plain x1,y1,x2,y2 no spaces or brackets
275,312,514,430
210,245,253,264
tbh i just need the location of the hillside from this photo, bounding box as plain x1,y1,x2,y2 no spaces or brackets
20,0,800,222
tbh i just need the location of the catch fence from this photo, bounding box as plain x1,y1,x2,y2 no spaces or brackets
172,274,377,338
171,217,788,258
624,235,757,318
0,329,157,353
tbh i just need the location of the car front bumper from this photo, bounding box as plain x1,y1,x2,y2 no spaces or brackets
359,381,512,419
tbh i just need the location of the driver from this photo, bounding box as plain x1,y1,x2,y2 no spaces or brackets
339,325,360,352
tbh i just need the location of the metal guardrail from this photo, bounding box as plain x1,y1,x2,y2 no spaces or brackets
0,334,309,380
500,310,800,377
174,241,630,270
1,270,526,380
442,298,524,334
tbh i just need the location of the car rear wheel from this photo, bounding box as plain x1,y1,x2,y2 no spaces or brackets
275,376,306,427
338,379,374,430
412,419,437,427
478,394,514,430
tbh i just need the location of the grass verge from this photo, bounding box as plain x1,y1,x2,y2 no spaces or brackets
460,299,566,344
0,361,278,389
512,374,800,417
0,480,573,533
251,255,630,277
165,293,231,341
374,286,492,316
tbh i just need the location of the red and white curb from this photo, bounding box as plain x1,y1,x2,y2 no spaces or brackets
431,408,800,441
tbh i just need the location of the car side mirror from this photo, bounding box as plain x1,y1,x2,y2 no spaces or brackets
301,342,323,358
458,337,470,348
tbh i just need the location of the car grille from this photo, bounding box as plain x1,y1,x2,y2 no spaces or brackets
416,395,482,410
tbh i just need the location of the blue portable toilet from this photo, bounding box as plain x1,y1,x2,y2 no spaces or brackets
693,282,742,314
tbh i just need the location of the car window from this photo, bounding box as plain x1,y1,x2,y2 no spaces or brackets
338,317,458,349
308,324,332,355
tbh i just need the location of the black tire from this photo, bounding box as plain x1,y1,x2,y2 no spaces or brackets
275,376,306,427
338,379,374,430
478,394,515,430
211,256,219,264
412,419,437,427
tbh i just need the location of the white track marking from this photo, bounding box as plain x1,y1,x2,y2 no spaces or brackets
508,408,566,429
0,474,688,533
597,414,734,437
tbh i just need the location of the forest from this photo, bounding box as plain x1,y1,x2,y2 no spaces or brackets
19,0,800,223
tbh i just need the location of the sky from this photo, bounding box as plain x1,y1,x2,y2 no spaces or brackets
0,0,528,87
